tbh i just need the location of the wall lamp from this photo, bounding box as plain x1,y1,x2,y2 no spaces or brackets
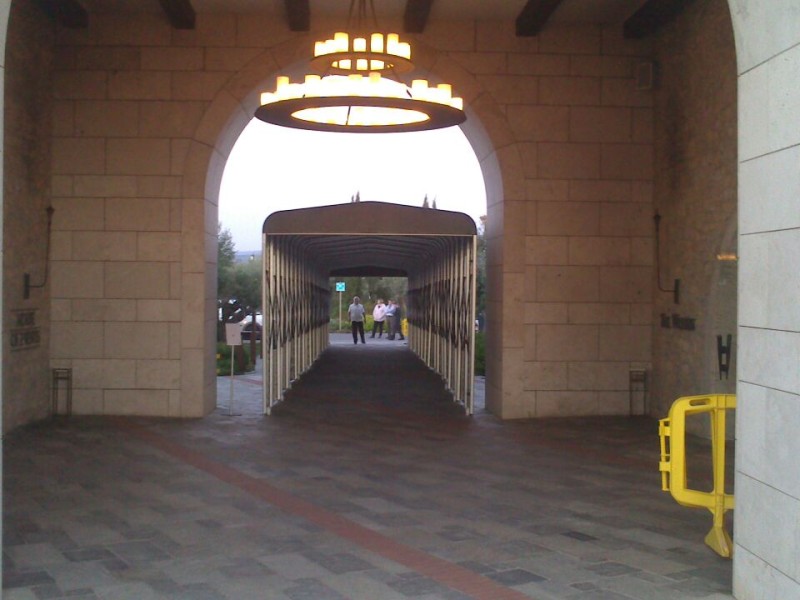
24,206,54,300
654,211,680,304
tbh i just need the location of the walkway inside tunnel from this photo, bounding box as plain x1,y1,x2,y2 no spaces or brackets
272,334,473,423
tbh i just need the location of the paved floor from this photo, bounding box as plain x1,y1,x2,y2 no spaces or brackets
4,335,734,599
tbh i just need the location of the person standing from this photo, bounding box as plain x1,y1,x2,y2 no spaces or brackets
348,296,366,344
393,300,405,341
384,300,397,340
371,299,386,338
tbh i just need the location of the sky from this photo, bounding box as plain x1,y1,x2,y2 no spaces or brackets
218,119,488,252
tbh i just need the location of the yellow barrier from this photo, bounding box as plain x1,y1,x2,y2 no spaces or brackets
659,394,736,558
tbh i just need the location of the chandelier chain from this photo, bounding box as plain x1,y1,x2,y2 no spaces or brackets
347,0,379,35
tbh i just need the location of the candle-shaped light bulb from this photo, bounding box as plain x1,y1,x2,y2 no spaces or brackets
387,33,400,55
334,32,348,52
276,76,290,98
398,42,411,59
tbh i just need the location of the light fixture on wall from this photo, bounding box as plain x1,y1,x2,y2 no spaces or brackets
255,0,466,133
653,211,680,304
24,206,55,300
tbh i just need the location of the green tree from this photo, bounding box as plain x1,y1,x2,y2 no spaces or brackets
233,258,262,363
232,259,262,314
476,216,487,326
218,223,236,302
217,226,263,368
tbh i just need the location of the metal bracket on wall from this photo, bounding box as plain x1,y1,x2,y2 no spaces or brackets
653,211,680,304
717,334,733,380
23,206,54,300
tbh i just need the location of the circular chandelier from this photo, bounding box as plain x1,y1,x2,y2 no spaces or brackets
255,0,466,133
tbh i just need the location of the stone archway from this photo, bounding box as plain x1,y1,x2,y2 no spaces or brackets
184,34,514,414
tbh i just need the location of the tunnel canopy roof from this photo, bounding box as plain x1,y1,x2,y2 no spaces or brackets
263,201,477,277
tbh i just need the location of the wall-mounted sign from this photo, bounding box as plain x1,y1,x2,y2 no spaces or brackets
10,309,41,351
660,313,696,331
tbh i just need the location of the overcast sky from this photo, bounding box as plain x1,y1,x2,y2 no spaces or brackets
218,119,487,252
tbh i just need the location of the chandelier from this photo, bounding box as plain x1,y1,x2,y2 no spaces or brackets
255,0,466,133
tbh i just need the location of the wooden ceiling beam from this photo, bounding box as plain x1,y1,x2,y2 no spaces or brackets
404,0,434,34
158,0,196,30
624,0,695,39
285,0,310,32
37,0,88,29
515,0,566,37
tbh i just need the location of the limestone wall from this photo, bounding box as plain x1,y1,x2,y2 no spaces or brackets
477,24,656,418
650,0,738,423
41,13,655,421
46,13,244,417
3,1,54,431
729,0,800,596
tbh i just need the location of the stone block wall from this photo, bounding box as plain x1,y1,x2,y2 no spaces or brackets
470,22,655,418
730,0,800,596
38,14,659,422
47,13,237,417
3,1,54,431
650,0,738,426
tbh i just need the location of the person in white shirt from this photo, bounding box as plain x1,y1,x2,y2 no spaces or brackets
371,299,386,338
384,300,397,340
348,296,366,344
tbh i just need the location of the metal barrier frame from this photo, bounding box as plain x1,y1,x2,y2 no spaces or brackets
260,203,478,416
408,235,477,414
262,234,329,414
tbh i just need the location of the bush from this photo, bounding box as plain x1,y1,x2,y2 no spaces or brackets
474,331,485,376
216,342,259,375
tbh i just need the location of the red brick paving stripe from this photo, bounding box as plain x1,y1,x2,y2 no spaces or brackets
116,419,536,600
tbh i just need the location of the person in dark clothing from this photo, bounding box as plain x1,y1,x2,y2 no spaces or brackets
348,296,366,344
386,299,405,340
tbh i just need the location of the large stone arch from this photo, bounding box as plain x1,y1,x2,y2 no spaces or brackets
183,32,516,413
0,2,797,596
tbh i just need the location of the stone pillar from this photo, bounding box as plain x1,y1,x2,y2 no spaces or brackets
729,1,800,597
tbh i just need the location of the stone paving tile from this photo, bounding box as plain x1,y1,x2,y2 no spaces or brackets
284,577,348,600
214,575,295,600
325,572,409,600
3,339,733,599
260,553,338,580
486,568,546,586
300,550,375,575
386,573,451,596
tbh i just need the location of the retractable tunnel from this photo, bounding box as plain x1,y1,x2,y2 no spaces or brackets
262,201,478,415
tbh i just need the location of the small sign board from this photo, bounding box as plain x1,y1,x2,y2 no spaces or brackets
10,309,41,351
335,281,345,292
225,323,243,346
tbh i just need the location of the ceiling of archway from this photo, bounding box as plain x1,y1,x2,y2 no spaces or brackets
80,1,646,23
57,0,675,40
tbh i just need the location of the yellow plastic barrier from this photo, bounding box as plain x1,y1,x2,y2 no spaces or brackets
659,394,736,558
